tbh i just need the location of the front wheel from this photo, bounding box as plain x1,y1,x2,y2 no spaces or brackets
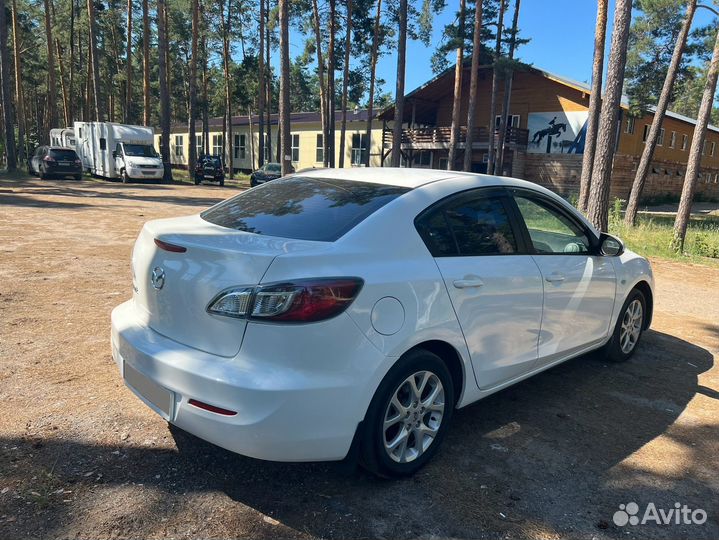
121,169,130,184
360,349,454,477
605,289,647,362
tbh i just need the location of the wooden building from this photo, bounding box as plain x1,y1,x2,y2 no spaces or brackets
379,64,719,201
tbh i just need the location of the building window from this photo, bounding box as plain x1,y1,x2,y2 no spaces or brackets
682,134,688,151
669,131,676,149
703,141,707,155
494,115,520,129
412,151,432,167
351,133,368,165
212,134,223,156
657,128,665,146
234,134,246,159
625,117,635,134
174,135,183,157
711,141,716,157
263,134,271,162
195,135,203,156
316,134,324,163
642,125,650,142
291,134,300,162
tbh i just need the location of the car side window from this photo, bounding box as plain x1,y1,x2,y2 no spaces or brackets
416,195,518,256
514,195,590,254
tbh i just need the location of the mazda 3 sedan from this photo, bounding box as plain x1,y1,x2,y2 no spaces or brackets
111,168,653,477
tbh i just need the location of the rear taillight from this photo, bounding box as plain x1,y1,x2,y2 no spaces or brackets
74,159,81,165
207,278,363,323
43,155,56,162
154,238,187,253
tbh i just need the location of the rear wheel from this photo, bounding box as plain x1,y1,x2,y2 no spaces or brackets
74,174,82,181
39,167,48,180
219,176,225,187
605,289,647,363
360,349,454,477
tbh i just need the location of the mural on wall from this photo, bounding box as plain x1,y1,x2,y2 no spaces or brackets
527,111,589,154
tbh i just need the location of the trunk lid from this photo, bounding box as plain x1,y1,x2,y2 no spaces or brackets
131,214,320,357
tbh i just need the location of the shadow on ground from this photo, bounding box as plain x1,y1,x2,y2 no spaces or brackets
1,330,716,539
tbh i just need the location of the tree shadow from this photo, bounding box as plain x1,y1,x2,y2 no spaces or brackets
1,329,716,539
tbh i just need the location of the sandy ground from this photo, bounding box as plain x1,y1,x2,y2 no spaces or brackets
0,176,717,540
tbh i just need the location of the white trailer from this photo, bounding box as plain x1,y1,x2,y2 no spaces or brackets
49,127,77,148
74,122,164,182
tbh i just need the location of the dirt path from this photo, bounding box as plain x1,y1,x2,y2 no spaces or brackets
1,176,717,539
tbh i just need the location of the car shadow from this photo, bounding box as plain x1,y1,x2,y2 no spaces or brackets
2,329,716,539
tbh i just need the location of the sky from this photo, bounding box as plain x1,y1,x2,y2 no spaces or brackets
283,0,718,105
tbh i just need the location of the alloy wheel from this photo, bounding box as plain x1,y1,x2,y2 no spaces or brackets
382,370,445,463
620,299,643,354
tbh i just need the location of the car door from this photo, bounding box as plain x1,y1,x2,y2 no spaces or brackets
415,189,544,390
508,190,616,364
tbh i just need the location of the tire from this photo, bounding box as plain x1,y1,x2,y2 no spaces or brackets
219,177,225,187
359,349,454,478
39,168,48,180
121,169,130,184
250,176,257,187
194,175,201,185
74,174,82,181
605,288,647,363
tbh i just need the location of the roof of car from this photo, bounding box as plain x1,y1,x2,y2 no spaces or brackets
294,167,548,190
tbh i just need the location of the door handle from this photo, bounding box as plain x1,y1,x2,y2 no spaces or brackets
545,273,566,283
453,278,484,289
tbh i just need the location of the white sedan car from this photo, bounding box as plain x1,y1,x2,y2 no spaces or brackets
111,168,653,477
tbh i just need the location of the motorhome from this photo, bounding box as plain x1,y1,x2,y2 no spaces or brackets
74,122,164,182
49,128,77,149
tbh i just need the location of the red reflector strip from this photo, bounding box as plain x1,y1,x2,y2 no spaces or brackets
188,399,237,416
154,238,187,253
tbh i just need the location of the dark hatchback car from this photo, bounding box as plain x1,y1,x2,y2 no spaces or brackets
194,155,225,186
29,146,82,180
250,163,282,187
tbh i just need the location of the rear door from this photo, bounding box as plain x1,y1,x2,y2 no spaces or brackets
416,189,543,389
508,190,616,364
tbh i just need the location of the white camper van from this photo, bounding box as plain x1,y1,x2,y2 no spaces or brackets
49,128,77,149
74,122,164,182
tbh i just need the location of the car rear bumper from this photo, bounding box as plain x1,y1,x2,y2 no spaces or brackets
110,299,390,462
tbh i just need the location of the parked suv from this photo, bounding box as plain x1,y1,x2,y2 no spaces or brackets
250,163,282,187
194,156,225,186
29,146,82,180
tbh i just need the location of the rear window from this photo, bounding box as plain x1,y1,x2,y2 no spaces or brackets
201,176,410,241
49,149,78,160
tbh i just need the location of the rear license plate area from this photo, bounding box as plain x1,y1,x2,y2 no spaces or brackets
123,361,174,419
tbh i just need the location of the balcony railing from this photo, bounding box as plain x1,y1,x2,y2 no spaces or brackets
382,126,529,149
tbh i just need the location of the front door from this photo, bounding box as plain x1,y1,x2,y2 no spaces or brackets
416,190,543,389
510,192,616,364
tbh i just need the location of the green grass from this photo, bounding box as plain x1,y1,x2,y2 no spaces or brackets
608,200,719,267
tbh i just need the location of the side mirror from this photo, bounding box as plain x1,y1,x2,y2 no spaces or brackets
599,232,624,257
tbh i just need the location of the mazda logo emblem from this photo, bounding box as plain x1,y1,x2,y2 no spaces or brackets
151,267,166,290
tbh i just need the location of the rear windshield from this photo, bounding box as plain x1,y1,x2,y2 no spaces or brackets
49,149,78,160
266,164,281,172
201,176,410,241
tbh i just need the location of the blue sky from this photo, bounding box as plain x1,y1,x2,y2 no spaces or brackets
283,0,718,103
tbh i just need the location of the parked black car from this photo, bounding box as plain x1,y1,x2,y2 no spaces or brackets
29,146,82,180
194,155,225,186
250,163,282,187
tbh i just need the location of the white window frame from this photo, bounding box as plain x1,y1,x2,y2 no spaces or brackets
234,134,246,160
711,141,716,157
291,134,300,162
682,134,688,151
657,128,665,146
351,133,369,166
174,135,183,157
494,114,520,130
625,117,635,134
212,134,223,157
642,124,650,143
315,134,324,163
195,135,203,157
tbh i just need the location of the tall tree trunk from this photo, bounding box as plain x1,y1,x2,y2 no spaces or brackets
11,0,26,163
338,0,352,168
494,0,521,176
55,38,71,126
43,0,58,138
125,0,133,123
265,0,272,164
578,0,607,213
447,0,466,170
142,0,150,125
87,0,102,120
586,0,632,232
157,0,172,181
486,0,505,175
390,0,407,167
221,0,233,178
279,0,291,174
258,0,265,166
625,0,697,225
0,0,16,170
247,107,255,168
201,12,209,156
363,0,382,167
462,0,483,172
188,0,198,175
671,27,719,253
327,0,336,167
69,0,75,122
311,0,328,166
